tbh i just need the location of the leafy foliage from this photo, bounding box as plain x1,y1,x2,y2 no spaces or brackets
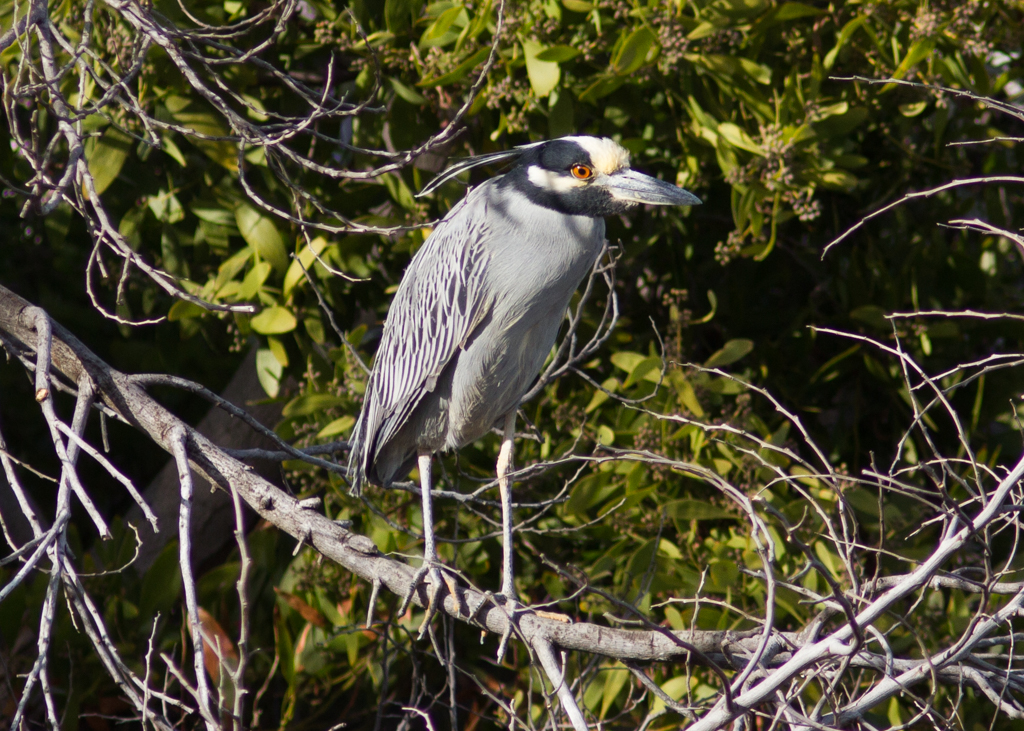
3,0,1024,729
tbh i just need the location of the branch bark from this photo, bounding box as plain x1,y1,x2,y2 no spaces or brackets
5,282,1024,728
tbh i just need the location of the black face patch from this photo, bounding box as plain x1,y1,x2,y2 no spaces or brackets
535,140,593,173
498,140,638,218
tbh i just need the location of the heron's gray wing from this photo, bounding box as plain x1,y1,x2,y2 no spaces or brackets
350,193,493,487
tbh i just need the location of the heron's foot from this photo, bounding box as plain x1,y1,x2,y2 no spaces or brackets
365,577,383,627
494,590,520,608
467,588,520,619
399,563,457,640
398,564,427,617
465,590,528,663
493,593,529,663
416,565,446,640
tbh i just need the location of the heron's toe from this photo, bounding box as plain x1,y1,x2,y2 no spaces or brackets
416,566,446,639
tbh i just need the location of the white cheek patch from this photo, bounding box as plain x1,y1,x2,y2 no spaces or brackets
527,165,586,192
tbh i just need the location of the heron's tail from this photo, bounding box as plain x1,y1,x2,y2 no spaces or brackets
346,413,367,496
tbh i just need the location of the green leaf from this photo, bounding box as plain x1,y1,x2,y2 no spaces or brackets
384,0,423,32
738,57,772,85
241,93,269,123
717,122,764,155
561,0,593,10
347,324,368,347
622,355,661,388
814,169,858,191
709,377,746,395
812,102,849,121
709,559,739,591
566,473,615,516
523,39,561,98
536,45,581,63
161,134,187,166
391,77,427,103
651,676,690,715
283,392,347,417
685,53,769,85
45,201,73,248
583,672,605,712
850,305,889,330
346,632,362,666
192,205,236,227
887,697,904,727
147,190,185,224
420,4,466,48
549,88,575,138
611,27,658,76
381,172,418,210
251,306,298,335
577,75,626,103
695,289,717,324
790,465,820,488
659,538,683,559
600,665,629,720
304,314,326,344
256,348,283,397
139,542,182,622
86,126,132,195
774,2,824,21
704,339,754,368
899,101,928,117
216,247,253,289
268,335,289,367
417,46,489,87
823,16,867,71
610,351,646,374
669,371,705,417
274,610,295,686
687,21,721,41
626,538,657,577
813,540,842,580
317,415,355,438
168,300,208,321
235,203,289,273
813,106,868,139
462,1,492,42
237,261,272,300
284,236,330,296
891,38,935,82
80,114,107,134
717,0,766,18
585,377,618,413
665,499,733,520
164,95,238,171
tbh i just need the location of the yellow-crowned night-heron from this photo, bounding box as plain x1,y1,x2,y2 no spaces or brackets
348,136,701,623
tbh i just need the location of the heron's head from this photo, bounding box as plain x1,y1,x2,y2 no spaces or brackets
507,136,701,216
418,136,701,217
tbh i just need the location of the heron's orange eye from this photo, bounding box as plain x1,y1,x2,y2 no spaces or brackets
570,164,593,180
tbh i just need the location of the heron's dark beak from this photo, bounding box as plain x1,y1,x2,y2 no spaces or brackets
606,169,702,207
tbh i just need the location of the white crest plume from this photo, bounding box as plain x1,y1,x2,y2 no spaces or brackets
416,141,547,198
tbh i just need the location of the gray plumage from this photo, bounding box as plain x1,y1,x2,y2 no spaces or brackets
345,135,700,619
349,178,604,490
